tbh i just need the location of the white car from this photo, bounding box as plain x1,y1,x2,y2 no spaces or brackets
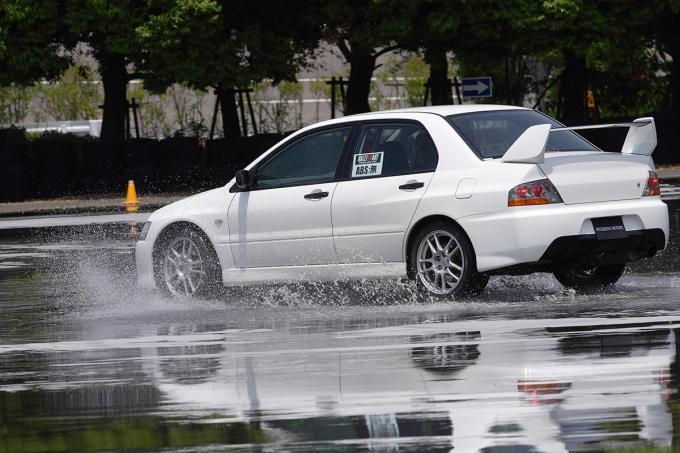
135,105,669,298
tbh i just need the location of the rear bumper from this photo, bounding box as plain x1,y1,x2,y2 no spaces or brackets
539,228,665,265
458,198,669,272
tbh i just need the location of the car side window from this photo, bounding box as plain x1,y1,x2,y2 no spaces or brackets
349,123,438,179
255,126,352,189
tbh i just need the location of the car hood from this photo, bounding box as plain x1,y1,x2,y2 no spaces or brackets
147,185,232,222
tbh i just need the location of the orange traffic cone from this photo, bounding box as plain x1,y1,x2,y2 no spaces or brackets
124,180,140,213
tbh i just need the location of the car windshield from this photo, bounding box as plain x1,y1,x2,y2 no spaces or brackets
446,110,599,159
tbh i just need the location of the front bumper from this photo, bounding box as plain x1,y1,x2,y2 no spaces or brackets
458,198,669,272
135,239,156,290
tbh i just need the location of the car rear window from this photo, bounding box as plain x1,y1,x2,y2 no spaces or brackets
446,110,598,159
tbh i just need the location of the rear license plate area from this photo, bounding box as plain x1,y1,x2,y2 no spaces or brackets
591,216,627,240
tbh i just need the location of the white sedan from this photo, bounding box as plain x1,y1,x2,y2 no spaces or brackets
135,105,669,298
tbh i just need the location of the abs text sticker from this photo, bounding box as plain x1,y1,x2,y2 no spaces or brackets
352,152,383,177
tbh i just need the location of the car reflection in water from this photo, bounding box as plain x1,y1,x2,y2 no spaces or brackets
143,322,679,451
146,323,455,451
410,331,481,375
548,326,674,451
4,318,680,452
156,324,226,385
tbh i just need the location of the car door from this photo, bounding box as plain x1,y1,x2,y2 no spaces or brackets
331,121,439,263
228,125,354,268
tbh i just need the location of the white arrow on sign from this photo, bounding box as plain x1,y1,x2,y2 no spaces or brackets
463,80,489,94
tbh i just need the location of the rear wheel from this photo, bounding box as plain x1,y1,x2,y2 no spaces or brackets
410,222,488,299
553,262,626,291
154,227,221,298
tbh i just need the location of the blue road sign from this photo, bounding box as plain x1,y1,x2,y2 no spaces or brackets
462,76,493,98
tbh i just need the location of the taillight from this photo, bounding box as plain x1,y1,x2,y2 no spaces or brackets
508,179,563,207
643,171,661,196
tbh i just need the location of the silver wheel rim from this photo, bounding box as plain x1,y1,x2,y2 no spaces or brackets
416,230,464,295
162,236,205,297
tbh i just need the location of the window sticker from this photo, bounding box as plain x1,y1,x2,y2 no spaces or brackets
351,152,384,178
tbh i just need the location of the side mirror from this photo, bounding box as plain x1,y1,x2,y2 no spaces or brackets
234,169,251,191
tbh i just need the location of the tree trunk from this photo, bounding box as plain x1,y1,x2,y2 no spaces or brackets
217,87,242,139
345,53,375,115
560,51,588,124
99,55,128,142
425,48,452,105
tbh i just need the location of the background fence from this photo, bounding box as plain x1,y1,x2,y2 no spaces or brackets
1,111,679,203
0,134,285,201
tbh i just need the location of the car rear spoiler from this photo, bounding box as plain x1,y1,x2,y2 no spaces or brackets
501,117,657,164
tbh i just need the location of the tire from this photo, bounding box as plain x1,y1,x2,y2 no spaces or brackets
409,221,489,299
154,226,222,298
553,262,626,291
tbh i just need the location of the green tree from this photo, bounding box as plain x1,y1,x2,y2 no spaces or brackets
450,0,542,107
641,1,680,112
451,1,648,120
0,0,74,127
0,84,34,124
126,82,173,139
62,1,155,141
403,54,429,107
0,0,72,87
36,64,102,121
535,1,621,121
586,39,666,117
408,1,462,105
324,0,417,114
528,1,669,120
139,0,321,139
309,77,332,122
166,84,209,137
253,79,303,133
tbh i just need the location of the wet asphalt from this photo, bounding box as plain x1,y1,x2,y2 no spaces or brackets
1,201,680,452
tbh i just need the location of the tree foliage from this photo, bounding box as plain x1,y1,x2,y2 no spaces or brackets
61,1,156,140
323,0,418,114
0,0,73,86
37,64,102,121
0,84,33,124
635,0,680,112
451,0,669,120
407,0,462,105
140,0,317,90
0,0,679,138
139,0,321,137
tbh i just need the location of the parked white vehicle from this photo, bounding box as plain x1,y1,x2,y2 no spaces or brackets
135,105,669,298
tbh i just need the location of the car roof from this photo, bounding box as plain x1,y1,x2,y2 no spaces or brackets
290,104,530,136
314,105,529,126
361,104,528,117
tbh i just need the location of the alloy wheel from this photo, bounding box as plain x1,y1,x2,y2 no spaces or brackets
416,230,465,295
162,236,205,297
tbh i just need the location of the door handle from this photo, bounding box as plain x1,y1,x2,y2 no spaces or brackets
304,190,329,200
399,181,425,190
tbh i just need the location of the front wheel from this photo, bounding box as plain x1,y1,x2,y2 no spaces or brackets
154,228,221,298
553,262,626,291
410,222,488,299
